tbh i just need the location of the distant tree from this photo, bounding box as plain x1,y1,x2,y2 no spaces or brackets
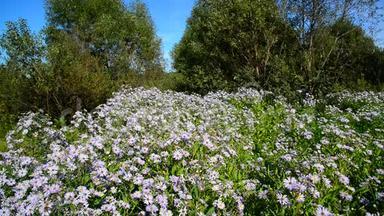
275,0,381,93
0,19,45,114
0,0,168,121
0,19,45,79
175,0,382,95
173,0,299,94
318,20,380,85
0,18,112,117
42,32,114,116
45,0,164,78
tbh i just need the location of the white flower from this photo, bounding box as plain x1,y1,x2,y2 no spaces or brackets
214,199,225,210
340,191,353,201
296,193,305,203
244,180,256,191
338,174,350,185
316,205,333,216
258,190,268,199
283,177,299,191
276,193,290,206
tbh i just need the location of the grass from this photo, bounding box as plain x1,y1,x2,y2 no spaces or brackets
0,113,16,152
0,139,6,152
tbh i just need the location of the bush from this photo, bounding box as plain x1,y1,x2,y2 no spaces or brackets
173,0,299,94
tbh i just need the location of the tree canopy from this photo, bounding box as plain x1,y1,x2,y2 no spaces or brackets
173,0,383,95
0,0,165,118
46,0,164,77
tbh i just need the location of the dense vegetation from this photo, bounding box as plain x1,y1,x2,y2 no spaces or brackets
1,88,383,215
0,0,169,132
0,0,383,214
173,0,384,95
1,0,383,130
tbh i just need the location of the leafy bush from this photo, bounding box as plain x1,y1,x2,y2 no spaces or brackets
309,20,384,94
173,0,299,94
1,88,383,215
173,0,383,96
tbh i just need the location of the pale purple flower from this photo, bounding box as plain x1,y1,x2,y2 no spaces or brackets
101,203,117,213
276,193,290,206
156,194,168,208
90,136,104,149
172,150,184,161
244,180,256,191
315,205,333,216
146,204,159,213
180,132,191,141
150,154,161,163
214,199,225,210
133,175,144,185
283,177,299,191
340,191,353,201
131,191,141,199
202,133,216,150
43,183,61,196
338,174,350,185
142,178,154,189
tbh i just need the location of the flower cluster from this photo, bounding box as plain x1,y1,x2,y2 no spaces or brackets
0,88,383,215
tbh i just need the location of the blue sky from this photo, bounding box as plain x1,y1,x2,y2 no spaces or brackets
0,0,383,70
0,0,196,70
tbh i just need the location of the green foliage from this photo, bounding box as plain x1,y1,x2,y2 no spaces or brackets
173,0,299,94
308,20,384,94
0,19,44,79
0,19,47,116
45,0,164,77
0,19,113,118
173,0,383,96
43,31,115,116
0,0,168,127
1,88,383,214
0,113,16,152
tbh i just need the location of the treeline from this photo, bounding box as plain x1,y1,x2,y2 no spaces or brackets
0,0,171,124
173,0,384,96
1,0,384,125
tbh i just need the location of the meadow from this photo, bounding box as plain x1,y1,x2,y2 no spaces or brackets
0,87,383,215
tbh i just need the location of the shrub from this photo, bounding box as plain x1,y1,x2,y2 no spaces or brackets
173,0,299,94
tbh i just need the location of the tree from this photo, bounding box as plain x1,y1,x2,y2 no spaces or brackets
0,19,45,79
0,1,166,118
45,0,164,78
323,20,384,86
275,0,381,93
40,31,114,117
33,0,165,116
173,0,299,94
0,19,46,114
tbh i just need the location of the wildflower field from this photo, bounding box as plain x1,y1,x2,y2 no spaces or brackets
0,88,383,215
